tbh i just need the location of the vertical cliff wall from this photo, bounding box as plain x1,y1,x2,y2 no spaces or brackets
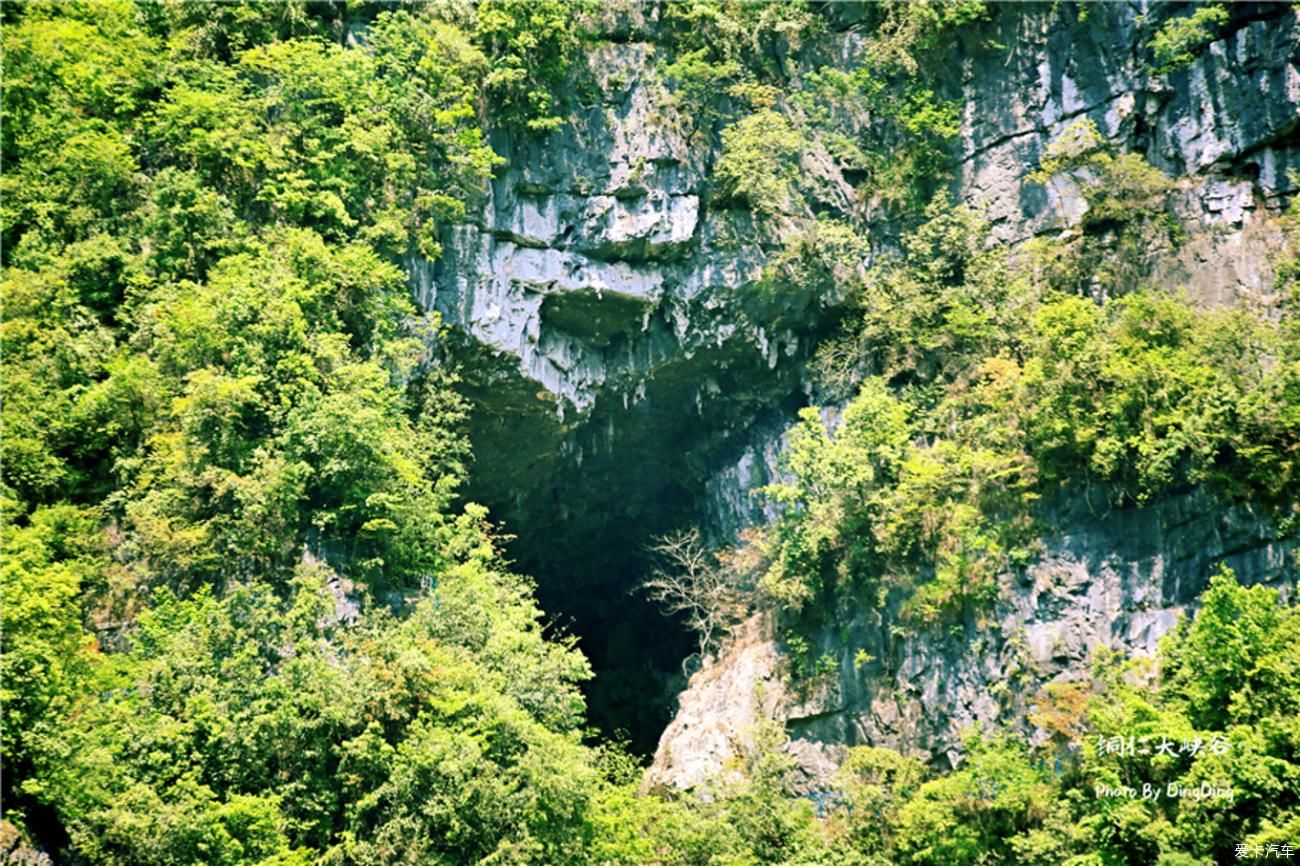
409,2,1299,766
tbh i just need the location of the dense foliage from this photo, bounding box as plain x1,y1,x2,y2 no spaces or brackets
1,2,594,862
658,0,981,216
2,3,1296,866
756,141,1299,627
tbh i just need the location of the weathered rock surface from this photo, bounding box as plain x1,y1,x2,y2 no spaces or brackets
953,2,1298,308
406,1,1299,771
650,486,1296,791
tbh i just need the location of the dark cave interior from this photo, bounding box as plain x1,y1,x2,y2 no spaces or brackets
463,389,710,757
456,334,810,756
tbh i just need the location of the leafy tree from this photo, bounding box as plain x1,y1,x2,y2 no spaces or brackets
25,558,595,865
1162,567,1300,732
0,506,102,806
715,106,808,215
475,0,589,133
833,746,926,852
1149,4,1230,73
895,729,1053,865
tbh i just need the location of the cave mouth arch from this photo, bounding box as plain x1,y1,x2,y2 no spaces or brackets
455,341,810,756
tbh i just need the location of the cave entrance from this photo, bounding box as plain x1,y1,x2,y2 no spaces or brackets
459,388,704,756
454,330,811,756
517,482,698,757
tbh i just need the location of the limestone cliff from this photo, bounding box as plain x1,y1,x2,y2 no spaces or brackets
410,1,1300,776
649,485,1296,791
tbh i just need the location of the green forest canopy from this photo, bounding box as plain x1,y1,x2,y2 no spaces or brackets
2,2,1297,865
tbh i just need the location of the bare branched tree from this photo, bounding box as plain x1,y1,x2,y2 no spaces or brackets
640,528,746,659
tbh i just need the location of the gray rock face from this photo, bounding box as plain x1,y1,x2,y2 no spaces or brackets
406,2,1299,776
957,3,1299,243
413,37,778,418
412,30,840,531
652,487,1295,790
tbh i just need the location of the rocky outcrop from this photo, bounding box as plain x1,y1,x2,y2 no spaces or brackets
406,1,1299,772
649,486,1296,791
952,2,1298,306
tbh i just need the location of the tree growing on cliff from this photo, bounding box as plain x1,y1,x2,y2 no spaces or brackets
640,528,747,660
